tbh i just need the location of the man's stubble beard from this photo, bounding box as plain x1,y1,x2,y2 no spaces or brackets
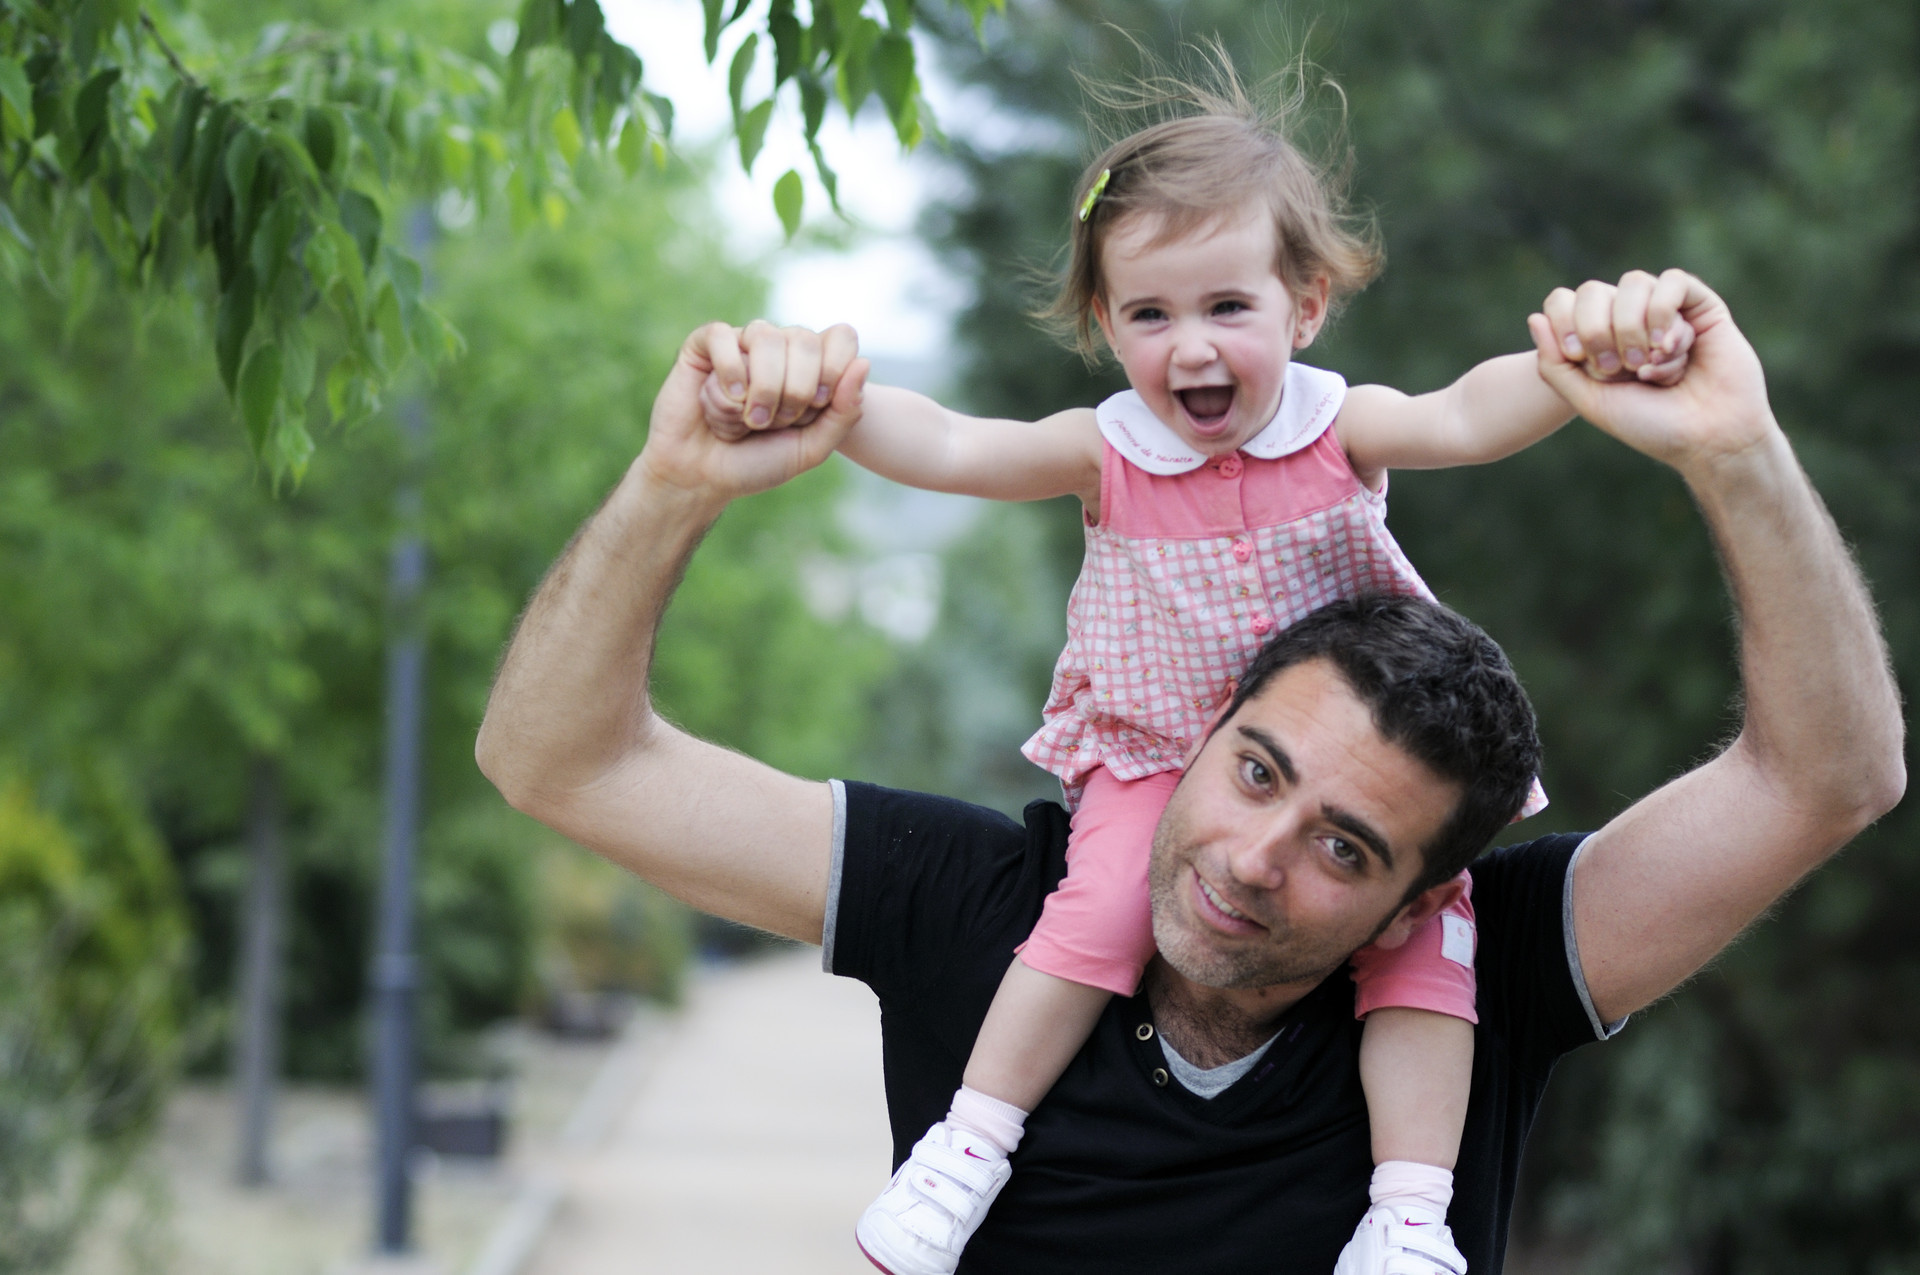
1147,793,1401,992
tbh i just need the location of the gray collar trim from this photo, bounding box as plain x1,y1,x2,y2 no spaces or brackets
822,779,847,973
1564,833,1628,1041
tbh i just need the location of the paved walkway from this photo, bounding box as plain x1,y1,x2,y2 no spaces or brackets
525,947,894,1275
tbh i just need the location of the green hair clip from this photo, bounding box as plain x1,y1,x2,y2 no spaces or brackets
1077,168,1111,222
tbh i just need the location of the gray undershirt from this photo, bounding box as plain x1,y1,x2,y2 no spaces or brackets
1160,1030,1284,1099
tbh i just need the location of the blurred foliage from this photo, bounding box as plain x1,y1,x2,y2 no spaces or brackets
0,0,997,479
0,768,187,1275
916,2,1917,1270
1,13,899,1259
539,839,692,1003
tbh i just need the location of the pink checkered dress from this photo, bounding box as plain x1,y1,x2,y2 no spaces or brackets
1022,363,1436,804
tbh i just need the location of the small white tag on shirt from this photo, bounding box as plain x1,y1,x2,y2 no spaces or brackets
1441,914,1476,967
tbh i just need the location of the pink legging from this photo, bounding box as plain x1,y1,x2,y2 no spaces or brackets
1016,766,1478,1021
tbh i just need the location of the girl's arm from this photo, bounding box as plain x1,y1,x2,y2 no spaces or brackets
697,321,1103,508
842,385,1103,508
1335,352,1573,489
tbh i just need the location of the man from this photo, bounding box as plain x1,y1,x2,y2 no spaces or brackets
475,271,1902,1273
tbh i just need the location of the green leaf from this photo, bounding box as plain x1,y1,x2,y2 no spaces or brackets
238,342,283,454
0,57,31,136
643,91,675,138
799,73,827,141
304,221,365,314
882,0,912,31
770,3,803,87
70,67,122,181
615,114,648,175
702,0,724,62
223,125,264,249
873,32,915,123
808,139,840,209
338,189,382,268
74,67,121,145
565,0,606,62
383,246,424,342
728,33,758,121
772,168,803,240
251,196,301,297
0,198,32,250
835,18,880,118
303,105,340,176
737,100,773,172
281,326,317,402
552,105,584,167
165,83,205,176
215,267,255,393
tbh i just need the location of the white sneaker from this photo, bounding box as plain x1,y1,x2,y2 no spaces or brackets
1331,1203,1468,1275
855,1121,1012,1275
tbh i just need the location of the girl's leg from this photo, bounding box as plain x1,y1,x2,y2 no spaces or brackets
857,767,1177,1275
1333,884,1478,1275
960,767,1178,1117
962,958,1111,1112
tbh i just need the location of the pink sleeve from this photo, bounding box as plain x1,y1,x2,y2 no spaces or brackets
1347,872,1478,1024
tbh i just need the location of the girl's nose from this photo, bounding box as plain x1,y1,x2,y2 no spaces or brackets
1171,321,1217,367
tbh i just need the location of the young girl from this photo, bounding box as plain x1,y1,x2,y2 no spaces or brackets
705,84,1687,1275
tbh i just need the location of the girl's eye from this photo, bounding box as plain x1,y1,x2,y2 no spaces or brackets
1130,307,1166,323
1212,299,1248,316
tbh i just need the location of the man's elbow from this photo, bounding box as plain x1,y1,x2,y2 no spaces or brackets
474,719,557,823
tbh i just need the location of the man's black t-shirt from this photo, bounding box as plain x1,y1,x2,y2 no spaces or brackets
826,781,1615,1275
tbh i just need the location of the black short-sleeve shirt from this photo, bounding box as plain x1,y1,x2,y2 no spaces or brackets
826,781,1615,1275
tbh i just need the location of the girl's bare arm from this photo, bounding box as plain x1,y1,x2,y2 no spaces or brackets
842,386,1103,508
1335,352,1575,488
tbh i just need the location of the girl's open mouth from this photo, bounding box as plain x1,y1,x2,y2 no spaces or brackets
1176,386,1235,429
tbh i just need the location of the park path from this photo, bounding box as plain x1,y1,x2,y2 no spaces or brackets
523,946,895,1275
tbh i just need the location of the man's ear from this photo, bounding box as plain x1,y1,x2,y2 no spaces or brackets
1369,874,1467,951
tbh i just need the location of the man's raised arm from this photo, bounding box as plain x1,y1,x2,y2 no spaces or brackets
475,323,867,944
1526,271,1905,1024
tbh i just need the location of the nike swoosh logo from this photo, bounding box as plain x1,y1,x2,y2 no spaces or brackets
963,1148,993,1160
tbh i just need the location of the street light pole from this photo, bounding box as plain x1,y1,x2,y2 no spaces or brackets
369,206,435,1257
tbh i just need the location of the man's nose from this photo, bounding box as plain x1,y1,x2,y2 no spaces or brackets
1222,814,1297,892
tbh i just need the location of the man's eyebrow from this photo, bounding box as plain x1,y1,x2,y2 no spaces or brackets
1236,726,1394,872
1322,808,1394,874
1236,726,1297,785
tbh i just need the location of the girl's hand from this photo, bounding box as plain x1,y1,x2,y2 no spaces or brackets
1543,271,1696,387
1528,270,1775,474
697,319,862,441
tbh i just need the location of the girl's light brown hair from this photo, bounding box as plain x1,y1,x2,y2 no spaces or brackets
1047,43,1384,359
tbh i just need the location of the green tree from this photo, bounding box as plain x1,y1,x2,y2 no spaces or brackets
0,113,897,1275
0,0,998,479
917,3,1918,1269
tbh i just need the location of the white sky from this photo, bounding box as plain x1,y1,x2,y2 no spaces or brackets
600,0,967,361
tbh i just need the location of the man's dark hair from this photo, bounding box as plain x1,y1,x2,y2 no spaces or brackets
1219,593,1541,896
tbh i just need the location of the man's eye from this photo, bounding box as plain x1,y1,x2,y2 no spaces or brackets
1239,756,1271,788
1325,837,1360,867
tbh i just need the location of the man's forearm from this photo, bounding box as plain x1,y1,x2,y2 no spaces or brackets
476,458,725,818
1681,427,1904,829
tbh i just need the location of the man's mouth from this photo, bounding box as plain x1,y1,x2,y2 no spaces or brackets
1175,386,1234,429
1192,872,1263,933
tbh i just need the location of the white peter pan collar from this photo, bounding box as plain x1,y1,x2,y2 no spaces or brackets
1095,362,1348,475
